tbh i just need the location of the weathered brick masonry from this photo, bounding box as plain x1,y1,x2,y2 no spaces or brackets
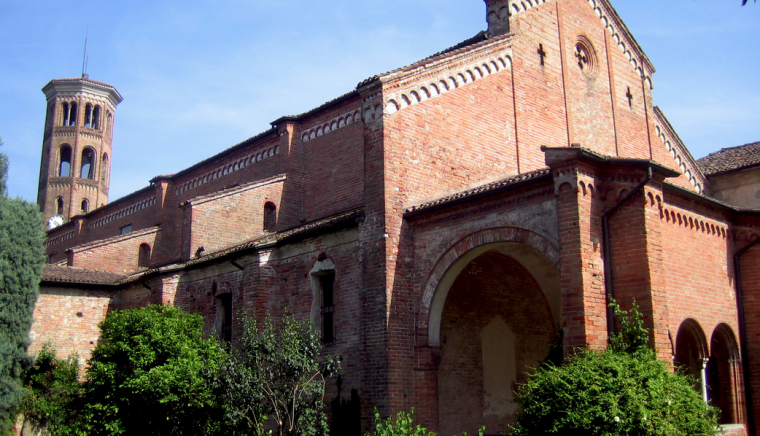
31,0,760,435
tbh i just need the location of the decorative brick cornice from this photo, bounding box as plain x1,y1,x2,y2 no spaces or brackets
300,108,362,144
653,107,707,194
88,197,157,230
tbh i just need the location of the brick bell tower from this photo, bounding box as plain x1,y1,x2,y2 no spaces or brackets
37,76,122,229
484,0,511,37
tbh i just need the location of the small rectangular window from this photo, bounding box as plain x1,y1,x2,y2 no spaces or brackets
320,273,335,344
120,224,132,235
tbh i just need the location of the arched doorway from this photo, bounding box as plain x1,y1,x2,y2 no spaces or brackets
674,319,709,401
709,324,742,424
424,231,561,435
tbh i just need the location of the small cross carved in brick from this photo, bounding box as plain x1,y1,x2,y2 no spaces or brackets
537,43,547,66
574,45,589,70
626,87,634,108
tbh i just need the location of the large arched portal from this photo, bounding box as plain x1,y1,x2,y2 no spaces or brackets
428,237,560,435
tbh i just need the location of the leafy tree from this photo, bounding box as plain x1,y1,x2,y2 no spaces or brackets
511,301,719,436
17,344,83,436
0,136,46,434
81,305,228,435
210,314,340,436
0,136,7,196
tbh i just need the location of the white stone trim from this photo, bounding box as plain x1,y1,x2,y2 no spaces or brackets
587,0,654,88
173,144,282,197
88,197,157,230
382,53,513,118
301,109,362,143
654,123,704,194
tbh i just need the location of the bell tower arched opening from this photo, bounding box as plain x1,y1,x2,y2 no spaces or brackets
37,77,122,225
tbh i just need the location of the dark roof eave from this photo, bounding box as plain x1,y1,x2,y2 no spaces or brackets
662,181,737,214
703,161,760,178
170,128,279,181
179,208,365,270
543,146,680,178
40,280,122,290
405,170,553,219
271,90,360,126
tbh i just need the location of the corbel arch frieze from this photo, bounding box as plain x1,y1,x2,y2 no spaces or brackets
551,167,599,196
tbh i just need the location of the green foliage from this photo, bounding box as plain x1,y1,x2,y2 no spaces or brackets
81,305,227,435
608,299,650,355
511,301,719,436
18,344,84,436
211,314,340,436
365,408,433,436
0,137,7,196
0,141,46,434
365,408,484,436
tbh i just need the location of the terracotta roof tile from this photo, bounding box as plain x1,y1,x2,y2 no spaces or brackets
42,265,126,286
697,141,760,176
405,168,552,216
181,208,366,268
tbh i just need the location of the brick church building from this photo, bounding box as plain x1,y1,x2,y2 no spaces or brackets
30,0,760,434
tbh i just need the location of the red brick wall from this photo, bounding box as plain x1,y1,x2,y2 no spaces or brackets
29,286,113,362
299,99,365,223
438,251,554,435
70,226,160,273
184,177,285,260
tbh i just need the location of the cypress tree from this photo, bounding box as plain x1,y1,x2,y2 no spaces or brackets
0,136,46,432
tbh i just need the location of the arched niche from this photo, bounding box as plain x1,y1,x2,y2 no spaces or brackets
432,237,560,434
424,228,561,348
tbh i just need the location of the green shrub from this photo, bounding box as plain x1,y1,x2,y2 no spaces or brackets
210,313,340,436
366,408,433,436
81,305,228,435
511,301,719,436
17,344,83,435
365,408,484,436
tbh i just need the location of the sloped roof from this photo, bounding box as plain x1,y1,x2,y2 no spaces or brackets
42,265,126,286
42,208,365,287
697,141,760,177
405,168,553,217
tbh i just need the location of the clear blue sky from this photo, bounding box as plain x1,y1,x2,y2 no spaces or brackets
1,0,758,203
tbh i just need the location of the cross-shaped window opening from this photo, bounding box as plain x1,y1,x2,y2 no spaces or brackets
575,44,589,70
537,43,547,66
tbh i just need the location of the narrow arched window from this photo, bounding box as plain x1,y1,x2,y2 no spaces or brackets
319,272,335,344
106,112,112,135
59,145,72,177
56,197,64,215
92,105,101,130
80,148,95,179
101,153,109,184
708,325,742,424
138,243,151,268
84,104,93,128
81,199,89,214
61,102,70,126
263,201,277,231
69,102,77,126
